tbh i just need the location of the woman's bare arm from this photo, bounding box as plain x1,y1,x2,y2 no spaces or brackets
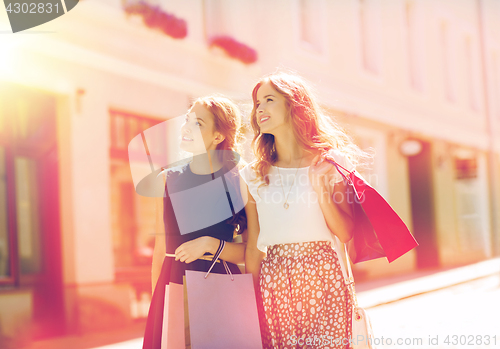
241,178,265,288
309,155,354,243
151,196,166,294
174,236,246,265
317,179,354,243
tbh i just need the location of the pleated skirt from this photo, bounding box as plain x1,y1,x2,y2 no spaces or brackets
259,241,353,349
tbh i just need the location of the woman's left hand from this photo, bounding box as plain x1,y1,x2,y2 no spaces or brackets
309,154,337,194
174,236,217,263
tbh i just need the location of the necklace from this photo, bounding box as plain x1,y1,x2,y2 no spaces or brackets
276,156,303,209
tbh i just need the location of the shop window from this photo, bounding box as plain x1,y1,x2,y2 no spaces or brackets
454,155,485,253
110,109,166,318
15,157,42,274
0,147,9,280
109,112,164,263
0,84,57,288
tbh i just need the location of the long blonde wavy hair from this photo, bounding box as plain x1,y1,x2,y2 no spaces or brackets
250,71,370,185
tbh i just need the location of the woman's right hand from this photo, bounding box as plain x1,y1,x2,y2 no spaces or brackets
309,154,336,194
174,236,218,264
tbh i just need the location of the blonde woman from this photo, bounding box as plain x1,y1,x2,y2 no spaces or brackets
241,72,369,348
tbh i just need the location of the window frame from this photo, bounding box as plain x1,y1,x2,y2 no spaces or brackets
109,108,166,289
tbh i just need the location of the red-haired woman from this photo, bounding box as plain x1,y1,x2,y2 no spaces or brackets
240,71,368,348
143,95,247,349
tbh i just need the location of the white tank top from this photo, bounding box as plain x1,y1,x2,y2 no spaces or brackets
239,149,355,253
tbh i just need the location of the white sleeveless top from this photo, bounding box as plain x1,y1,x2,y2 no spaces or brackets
239,149,355,253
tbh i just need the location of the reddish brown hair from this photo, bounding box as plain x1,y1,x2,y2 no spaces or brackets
250,71,367,185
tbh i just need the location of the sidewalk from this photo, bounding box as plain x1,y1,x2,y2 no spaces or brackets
356,257,500,308
24,257,500,349
23,322,147,349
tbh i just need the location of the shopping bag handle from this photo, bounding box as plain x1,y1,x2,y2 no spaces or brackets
204,240,234,281
323,156,354,187
325,155,361,276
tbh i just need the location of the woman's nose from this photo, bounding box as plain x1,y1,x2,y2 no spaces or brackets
181,123,191,134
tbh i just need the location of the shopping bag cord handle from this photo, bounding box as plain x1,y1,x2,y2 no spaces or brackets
324,157,353,187
204,240,234,280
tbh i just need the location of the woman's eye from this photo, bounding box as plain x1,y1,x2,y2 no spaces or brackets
267,98,273,102
195,121,201,126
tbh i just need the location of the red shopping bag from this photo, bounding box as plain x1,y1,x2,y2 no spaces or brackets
326,158,419,263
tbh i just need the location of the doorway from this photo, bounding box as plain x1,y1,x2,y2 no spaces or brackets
407,140,440,269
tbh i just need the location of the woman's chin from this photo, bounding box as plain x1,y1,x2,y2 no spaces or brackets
181,144,207,155
261,122,288,136
179,141,194,153
260,128,275,135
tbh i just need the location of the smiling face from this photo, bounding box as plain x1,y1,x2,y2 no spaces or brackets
254,81,290,136
180,102,224,154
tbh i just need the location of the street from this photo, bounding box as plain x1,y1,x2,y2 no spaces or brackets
91,274,500,349
366,275,500,349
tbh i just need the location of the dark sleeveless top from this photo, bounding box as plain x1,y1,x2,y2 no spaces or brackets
163,164,236,252
142,162,244,349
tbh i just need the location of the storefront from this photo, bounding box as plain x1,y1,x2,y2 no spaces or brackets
0,83,64,340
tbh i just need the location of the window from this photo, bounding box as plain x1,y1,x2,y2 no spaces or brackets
0,147,9,280
110,110,164,160
464,36,479,111
0,83,64,335
110,110,167,318
492,51,500,119
109,110,164,268
455,157,477,180
358,0,380,74
440,20,455,102
455,183,482,250
0,104,4,136
0,85,51,286
404,1,423,91
15,157,42,274
454,154,488,253
204,0,226,39
299,0,325,53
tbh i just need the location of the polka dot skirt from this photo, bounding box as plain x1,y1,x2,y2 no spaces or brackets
259,241,352,349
